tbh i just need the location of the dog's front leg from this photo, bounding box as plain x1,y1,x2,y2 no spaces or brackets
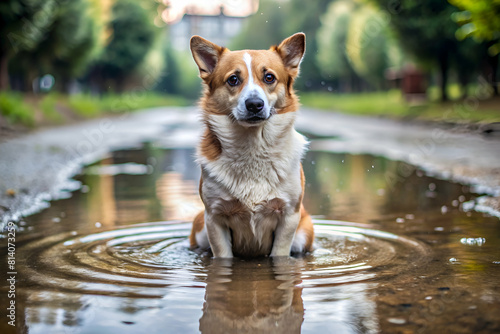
205,212,233,258
270,210,301,257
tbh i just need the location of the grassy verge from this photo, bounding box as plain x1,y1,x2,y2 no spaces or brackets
66,93,189,118
0,91,190,128
300,90,500,123
0,91,36,127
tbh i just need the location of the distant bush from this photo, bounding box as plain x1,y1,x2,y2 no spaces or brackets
66,95,101,117
40,93,64,123
0,91,35,127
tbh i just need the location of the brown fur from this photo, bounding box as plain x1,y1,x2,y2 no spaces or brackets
190,211,205,249
199,122,222,161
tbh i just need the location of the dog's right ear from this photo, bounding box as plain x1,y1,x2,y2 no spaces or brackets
190,36,225,80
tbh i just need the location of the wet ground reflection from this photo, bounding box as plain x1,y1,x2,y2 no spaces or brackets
1,143,499,333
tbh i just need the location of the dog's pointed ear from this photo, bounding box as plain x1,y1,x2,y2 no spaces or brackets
275,33,306,77
190,36,225,79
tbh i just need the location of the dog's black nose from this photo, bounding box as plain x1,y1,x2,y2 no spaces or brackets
245,98,264,113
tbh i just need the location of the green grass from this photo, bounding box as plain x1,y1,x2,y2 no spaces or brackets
0,91,35,127
66,94,101,117
300,90,408,117
67,92,189,118
40,93,64,123
1,91,190,127
300,89,500,123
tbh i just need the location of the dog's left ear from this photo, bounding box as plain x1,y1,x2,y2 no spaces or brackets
276,33,306,77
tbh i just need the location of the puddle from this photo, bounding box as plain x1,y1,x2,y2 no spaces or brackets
1,144,500,333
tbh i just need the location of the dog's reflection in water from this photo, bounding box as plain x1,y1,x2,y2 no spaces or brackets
199,257,304,334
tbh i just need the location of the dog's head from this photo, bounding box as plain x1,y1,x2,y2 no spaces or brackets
190,33,305,127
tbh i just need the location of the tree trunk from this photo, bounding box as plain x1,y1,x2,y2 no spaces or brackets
0,52,10,91
490,53,499,96
438,52,449,102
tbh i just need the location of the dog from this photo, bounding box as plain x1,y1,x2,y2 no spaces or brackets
188,33,314,258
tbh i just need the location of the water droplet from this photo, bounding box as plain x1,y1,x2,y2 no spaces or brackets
52,217,61,223
441,206,448,214
405,214,415,220
449,257,459,263
460,237,485,246
428,183,436,191
462,200,475,211
387,318,406,325
435,227,444,231
81,185,90,193
95,222,102,228
396,218,405,223
425,296,432,300
458,195,466,202
452,200,459,207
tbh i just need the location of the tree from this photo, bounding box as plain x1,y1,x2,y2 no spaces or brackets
88,0,157,92
345,4,403,89
449,0,500,94
316,1,360,91
372,0,489,101
317,1,403,91
449,0,500,55
9,0,100,92
0,0,57,90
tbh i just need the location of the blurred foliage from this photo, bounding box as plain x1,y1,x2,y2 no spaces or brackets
372,0,494,101
317,1,403,90
0,0,57,89
345,4,404,88
0,90,35,126
449,0,500,55
9,0,100,91
0,0,498,111
316,1,358,84
155,47,201,100
40,92,63,123
88,0,159,92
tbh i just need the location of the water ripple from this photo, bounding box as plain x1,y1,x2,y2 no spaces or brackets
18,220,430,297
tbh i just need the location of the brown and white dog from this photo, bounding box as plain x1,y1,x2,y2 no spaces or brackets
188,33,314,258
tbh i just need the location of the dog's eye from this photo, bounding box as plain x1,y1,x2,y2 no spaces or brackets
264,73,276,84
227,75,240,86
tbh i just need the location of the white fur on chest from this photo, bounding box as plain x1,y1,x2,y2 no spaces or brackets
198,112,308,210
